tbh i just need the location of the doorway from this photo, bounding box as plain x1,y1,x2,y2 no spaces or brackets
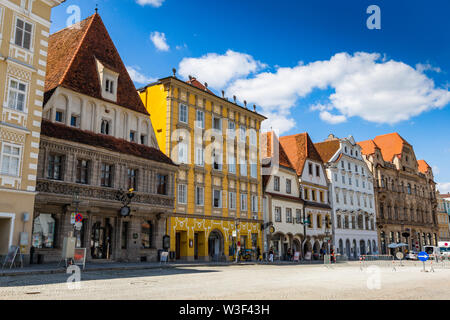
0,215,13,255
175,232,181,260
208,230,224,260
91,219,113,260
194,233,199,260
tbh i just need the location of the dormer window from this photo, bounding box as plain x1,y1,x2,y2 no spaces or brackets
96,58,119,102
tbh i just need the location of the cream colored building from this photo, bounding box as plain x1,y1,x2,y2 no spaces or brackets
0,0,63,261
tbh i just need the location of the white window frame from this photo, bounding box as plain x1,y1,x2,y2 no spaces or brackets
179,104,188,124
196,110,204,129
239,125,246,143
251,195,258,213
13,16,34,51
213,189,222,208
212,116,222,132
7,77,28,112
195,186,204,206
178,141,188,164
249,129,257,146
229,192,236,210
240,194,247,211
195,147,204,166
178,184,187,204
0,142,22,177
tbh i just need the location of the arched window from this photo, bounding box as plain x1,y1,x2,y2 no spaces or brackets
101,119,111,135
407,183,412,194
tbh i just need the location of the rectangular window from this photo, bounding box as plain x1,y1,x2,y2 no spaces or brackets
141,221,152,249
316,165,320,177
7,79,27,111
196,110,204,129
240,159,247,176
71,115,80,128
304,188,309,200
213,189,222,208
157,174,168,195
212,149,222,171
213,117,222,131
274,176,280,191
195,186,204,206
178,184,187,204
55,111,64,123
240,194,247,211
195,147,204,166
1,144,21,176
309,163,313,175
296,209,302,224
76,159,89,184
250,163,257,178
14,18,32,50
275,207,282,222
229,192,237,210
286,179,292,194
179,104,188,123
228,153,236,174
100,164,113,187
250,130,257,146
239,126,246,143
319,191,324,202
121,221,128,249
178,142,188,164
251,195,258,213
311,190,316,201
127,169,138,190
47,154,63,180
140,134,147,145
130,131,136,142
286,208,292,223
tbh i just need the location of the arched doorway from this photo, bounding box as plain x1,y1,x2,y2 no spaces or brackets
338,239,343,254
208,230,224,261
313,241,320,260
293,238,301,254
352,239,357,259
345,239,351,258
360,240,366,255
368,240,372,254
372,240,377,253
303,240,312,259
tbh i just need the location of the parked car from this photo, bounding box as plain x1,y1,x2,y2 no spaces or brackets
405,251,418,260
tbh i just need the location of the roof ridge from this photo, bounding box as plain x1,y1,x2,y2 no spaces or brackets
57,14,97,90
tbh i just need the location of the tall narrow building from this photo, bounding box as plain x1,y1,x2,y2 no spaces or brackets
0,0,64,262
32,14,177,263
139,76,266,261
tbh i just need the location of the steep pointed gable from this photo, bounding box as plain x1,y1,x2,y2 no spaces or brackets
372,132,410,162
279,133,323,176
262,131,296,170
417,160,431,174
357,139,379,156
45,14,149,115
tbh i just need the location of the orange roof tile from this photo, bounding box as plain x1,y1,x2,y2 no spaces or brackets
45,13,149,115
279,133,323,176
357,139,379,156
372,133,410,162
314,140,340,163
262,132,296,170
417,160,431,174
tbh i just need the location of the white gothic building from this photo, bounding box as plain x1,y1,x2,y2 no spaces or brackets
315,134,378,259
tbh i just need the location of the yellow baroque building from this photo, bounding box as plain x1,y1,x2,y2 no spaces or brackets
139,74,266,261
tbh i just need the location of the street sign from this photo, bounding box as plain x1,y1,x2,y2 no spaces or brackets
75,213,83,223
418,251,429,262
74,222,82,231
70,213,76,225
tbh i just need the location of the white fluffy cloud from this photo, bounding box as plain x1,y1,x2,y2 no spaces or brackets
178,50,266,89
150,31,169,51
227,52,450,130
438,182,450,194
126,66,156,85
136,0,165,7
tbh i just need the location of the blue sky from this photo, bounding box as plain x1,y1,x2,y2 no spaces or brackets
50,0,450,191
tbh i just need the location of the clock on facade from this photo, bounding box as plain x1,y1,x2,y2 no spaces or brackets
119,206,131,217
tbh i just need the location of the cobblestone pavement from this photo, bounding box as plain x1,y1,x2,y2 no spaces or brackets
1,262,450,300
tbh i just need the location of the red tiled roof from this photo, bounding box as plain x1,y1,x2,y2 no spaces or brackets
279,133,323,176
186,77,215,95
314,140,340,163
262,132,295,170
357,139,379,156
41,120,175,166
373,132,410,162
45,13,149,115
417,160,431,174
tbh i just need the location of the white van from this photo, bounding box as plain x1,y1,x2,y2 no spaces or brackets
438,242,450,258
424,246,441,259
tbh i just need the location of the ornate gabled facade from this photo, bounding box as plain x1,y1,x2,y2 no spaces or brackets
262,132,304,260
33,13,177,263
0,0,63,262
279,132,332,260
437,192,450,241
358,133,439,254
315,134,378,259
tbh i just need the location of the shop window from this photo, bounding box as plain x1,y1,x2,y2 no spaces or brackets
141,221,152,249
32,214,56,248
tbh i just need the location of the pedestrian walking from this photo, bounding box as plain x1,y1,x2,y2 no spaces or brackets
256,246,261,262
269,247,274,263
